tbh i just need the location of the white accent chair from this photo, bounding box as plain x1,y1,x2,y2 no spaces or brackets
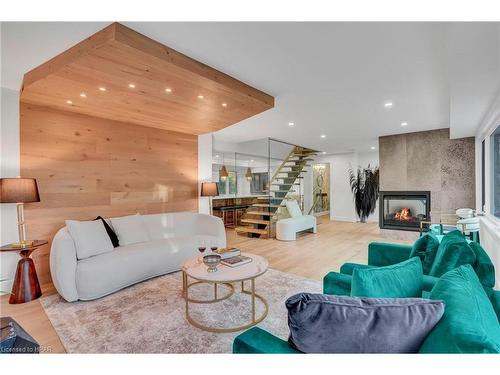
276,200,317,241
50,212,226,302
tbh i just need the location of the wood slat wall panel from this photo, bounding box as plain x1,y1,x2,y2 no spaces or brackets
20,103,198,285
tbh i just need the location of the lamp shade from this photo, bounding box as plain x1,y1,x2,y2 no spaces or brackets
0,178,40,203
200,182,219,197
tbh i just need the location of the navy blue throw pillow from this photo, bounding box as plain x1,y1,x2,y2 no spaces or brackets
286,293,444,353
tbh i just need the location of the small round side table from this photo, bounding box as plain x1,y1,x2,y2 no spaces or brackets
0,240,47,304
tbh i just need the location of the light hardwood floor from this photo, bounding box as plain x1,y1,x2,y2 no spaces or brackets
0,218,410,353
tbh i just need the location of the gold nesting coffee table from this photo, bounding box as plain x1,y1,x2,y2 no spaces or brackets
181,253,269,333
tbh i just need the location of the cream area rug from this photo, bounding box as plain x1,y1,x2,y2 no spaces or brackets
40,269,321,353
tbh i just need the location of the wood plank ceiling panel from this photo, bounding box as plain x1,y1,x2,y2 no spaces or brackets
20,23,274,134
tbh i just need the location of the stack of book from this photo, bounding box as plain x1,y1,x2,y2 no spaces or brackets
214,248,253,267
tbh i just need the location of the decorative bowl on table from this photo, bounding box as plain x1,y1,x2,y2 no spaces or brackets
203,254,221,273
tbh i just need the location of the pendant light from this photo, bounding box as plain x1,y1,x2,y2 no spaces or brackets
245,160,253,182
219,153,228,181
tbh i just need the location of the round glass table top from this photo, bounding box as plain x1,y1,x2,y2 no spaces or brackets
182,252,268,282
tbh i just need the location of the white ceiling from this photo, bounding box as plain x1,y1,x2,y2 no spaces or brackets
2,22,499,153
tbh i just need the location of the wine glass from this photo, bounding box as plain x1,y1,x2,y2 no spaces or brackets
210,239,218,253
197,239,207,262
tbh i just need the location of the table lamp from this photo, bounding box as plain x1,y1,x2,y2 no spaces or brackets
200,182,219,215
0,178,40,247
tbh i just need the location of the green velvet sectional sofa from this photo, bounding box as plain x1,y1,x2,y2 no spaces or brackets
324,232,496,296
233,233,500,354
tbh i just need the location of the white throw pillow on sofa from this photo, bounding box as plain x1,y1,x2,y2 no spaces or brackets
65,219,114,260
110,214,150,246
286,200,303,218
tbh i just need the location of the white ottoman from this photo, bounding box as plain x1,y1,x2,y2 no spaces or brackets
276,215,317,241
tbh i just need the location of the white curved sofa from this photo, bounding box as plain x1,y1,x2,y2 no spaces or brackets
50,212,226,302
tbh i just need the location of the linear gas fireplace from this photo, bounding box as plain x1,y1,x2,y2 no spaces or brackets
379,191,431,231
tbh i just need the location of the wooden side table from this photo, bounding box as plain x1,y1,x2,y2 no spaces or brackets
0,240,47,304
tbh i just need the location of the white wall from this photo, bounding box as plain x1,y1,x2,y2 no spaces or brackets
197,133,213,214
0,87,21,293
315,150,379,223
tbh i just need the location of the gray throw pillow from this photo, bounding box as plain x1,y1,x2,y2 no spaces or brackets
286,293,444,353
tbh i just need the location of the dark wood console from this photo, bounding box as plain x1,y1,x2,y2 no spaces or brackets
212,197,259,227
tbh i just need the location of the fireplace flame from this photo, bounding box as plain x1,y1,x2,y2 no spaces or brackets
394,208,411,221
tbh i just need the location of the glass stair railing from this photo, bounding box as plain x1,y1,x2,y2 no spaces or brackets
235,145,318,238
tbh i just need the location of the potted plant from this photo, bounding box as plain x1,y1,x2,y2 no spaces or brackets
348,165,379,223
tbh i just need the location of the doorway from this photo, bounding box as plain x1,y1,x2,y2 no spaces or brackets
311,163,330,216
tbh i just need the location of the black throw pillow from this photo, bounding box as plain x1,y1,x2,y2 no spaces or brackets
94,216,119,247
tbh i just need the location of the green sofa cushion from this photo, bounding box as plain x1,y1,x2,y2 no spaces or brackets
368,242,413,267
422,274,440,292
232,327,300,354
419,265,500,353
428,230,476,277
486,289,500,323
409,233,440,274
340,263,374,275
323,272,352,296
469,241,496,288
351,257,423,298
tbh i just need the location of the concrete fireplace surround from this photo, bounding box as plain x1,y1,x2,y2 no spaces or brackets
379,128,475,240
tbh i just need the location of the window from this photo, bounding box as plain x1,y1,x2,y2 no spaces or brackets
492,125,500,218
213,171,236,196
482,139,485,210
227,172,237,194
250,172,268,195
217,178,226,195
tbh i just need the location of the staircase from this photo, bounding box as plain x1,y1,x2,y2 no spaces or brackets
235,146,318,238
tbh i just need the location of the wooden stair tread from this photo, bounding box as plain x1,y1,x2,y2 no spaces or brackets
287,158,314,162
241,218,270,225
253,203,281,208
246,211,273,216
235,226,268,235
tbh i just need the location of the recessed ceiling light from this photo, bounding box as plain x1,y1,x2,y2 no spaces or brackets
221,103,227,107
99,87,106,92
371,146,376,150
384,101,393,108
66,100,73,105
250,159,254,162
165,88,172,93
322,151,327,154
197,95,204,99
288,122,295,127
215,155,220,158
401,121,408,127
128,83,135,88
80,92,86,98
320,134,326,139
